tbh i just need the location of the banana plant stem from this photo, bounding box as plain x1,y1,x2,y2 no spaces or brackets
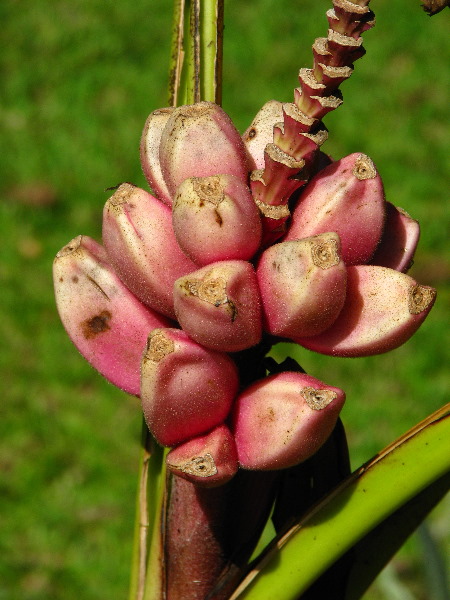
128,421,155,600
171,0,224,106
201,0,224,103
168,0,185,107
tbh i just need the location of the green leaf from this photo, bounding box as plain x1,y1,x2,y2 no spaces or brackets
230,404,450,600
301,470,450,600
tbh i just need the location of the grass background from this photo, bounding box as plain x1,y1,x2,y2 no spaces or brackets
1,0,448,598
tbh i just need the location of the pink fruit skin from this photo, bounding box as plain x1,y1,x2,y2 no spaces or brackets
256,234,347,338
232,372,346,470
166,424,238,487
285,152,386,265
173,261,263,353
53,235,171,396
140,107,175,206
172,174,262,266
102,183,197,319
242,100,284,170
141,329,239,447
370,202,420,272
296,265,436,357
159,101,250,198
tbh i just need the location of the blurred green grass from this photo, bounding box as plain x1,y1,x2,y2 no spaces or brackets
0,1,448,599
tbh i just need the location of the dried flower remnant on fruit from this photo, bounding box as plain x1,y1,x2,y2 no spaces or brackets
145,330,175,362
301,387,337,410
197,277,228,306
108,182,135,207
310,236,341,269
171,453,218,478
192,176,225,206
353,154,377,180
174,261,262,352
182,275,237,320
408,284,436,315
56,235,84,258
421,0,449,16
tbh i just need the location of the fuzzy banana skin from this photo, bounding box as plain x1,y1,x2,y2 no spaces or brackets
159,101,250,198
296,265,436,357
370,202,420,272
232,372,346,470
102,183,197,319
53,235,170,396
173,260,263,353
140,107,175,206
285,153,386,265
141,328,239,447
166,424,238,488
257,233,347,338
172,174,262,266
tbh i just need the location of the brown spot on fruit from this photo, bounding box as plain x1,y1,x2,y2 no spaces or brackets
82,310,112,339
214,209,223,226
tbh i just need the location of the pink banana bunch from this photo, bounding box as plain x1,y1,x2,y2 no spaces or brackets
53,0,436,490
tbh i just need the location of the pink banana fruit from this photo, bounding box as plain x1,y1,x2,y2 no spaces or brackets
173,260,263,353
159,101,250,199
172,174,262,266
285,152,386,265
242,100,284,170
232,372,346,470
102,182,197,319
296,265,436,357
53,235,170,396
139,107,175,206
166,424,238,487
257,233,347,338
370,202,420,272
140,328,239,447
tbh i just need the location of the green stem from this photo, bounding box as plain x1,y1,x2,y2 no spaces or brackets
168,0,185,107
186,0,201,104
143,447,169,600
201,0,224,103
128,421,163,600
175,0,224,106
